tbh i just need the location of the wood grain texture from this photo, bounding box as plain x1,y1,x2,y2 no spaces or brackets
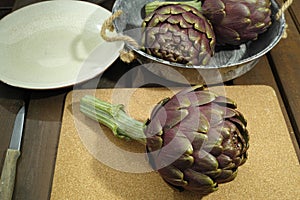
12,91,67,200
0,0,15,7
12,0,45,10
3,0,299,200
268,10,300,148
12,0,114,10
290,0,300,31
233,56,277,86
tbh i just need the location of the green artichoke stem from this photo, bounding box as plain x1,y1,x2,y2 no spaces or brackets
80,95,147,145
145,0,202,16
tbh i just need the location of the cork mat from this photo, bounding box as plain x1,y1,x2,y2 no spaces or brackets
50,85,300,200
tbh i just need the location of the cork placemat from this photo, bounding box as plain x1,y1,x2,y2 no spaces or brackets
50,86,300,200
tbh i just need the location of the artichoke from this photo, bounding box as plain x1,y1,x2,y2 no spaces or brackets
141,3,216,65
80,85,249,196
201,0,272,45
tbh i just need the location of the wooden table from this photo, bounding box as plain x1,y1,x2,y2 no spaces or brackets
0,0,299,199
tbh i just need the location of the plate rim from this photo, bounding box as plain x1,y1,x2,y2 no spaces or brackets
0,0,123,90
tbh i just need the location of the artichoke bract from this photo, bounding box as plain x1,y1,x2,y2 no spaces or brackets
141,4,216,65
80,85,249,196
201,0,272,45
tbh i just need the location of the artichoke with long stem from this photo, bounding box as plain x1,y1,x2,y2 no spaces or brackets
80,85,249,196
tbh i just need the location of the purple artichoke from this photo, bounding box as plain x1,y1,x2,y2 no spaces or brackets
201,0,272,45
80,85,249,196
141,4,216,65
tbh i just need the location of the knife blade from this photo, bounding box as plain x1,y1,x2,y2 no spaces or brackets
0,105,25,200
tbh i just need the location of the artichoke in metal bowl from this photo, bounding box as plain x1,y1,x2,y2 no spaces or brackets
80,85,249,196
201,0,272,45
112,0,285,84
141,4,216,65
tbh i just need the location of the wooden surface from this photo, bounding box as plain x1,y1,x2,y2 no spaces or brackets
51,86,300,200
0,0,299,199
0,0,15,7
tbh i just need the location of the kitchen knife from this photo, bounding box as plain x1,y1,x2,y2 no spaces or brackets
0,105,25,200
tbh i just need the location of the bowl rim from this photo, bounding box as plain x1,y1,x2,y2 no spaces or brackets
113,0,286,69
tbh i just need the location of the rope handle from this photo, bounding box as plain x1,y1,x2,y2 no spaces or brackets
277,0,293,38
276,0,293,20
101,0,293,63
100,10,139,63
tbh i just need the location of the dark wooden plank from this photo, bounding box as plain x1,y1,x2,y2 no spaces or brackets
7,1,299,200
12,91,67,200
268,10,300,148
233,56,278,86
0,8,11,19
0,0,15,7
290,0,300,31
12,0,45,10
12,0,113,11
100,0,114,10
83,59,138,89
0,83,28,99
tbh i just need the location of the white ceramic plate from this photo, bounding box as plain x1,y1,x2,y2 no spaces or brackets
0,0,123,89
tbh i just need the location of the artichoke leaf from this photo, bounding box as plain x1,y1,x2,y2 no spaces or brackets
193,150,219,171
215,169,238,183
184,168,216,187
158,165,188,186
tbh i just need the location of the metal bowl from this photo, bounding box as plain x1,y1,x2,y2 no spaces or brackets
112,0,285,84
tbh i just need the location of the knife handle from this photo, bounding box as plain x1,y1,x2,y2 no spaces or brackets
0,149,21,200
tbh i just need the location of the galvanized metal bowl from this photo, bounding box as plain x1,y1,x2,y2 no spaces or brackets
112,0,285,84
